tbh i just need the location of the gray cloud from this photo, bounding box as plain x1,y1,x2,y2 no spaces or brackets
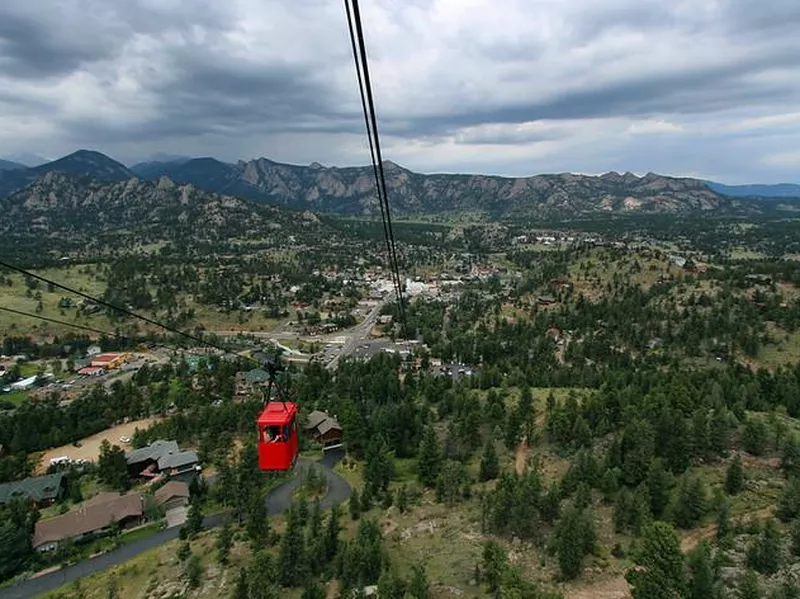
0,0,799,184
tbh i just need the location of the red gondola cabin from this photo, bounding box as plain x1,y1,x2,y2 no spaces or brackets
257,402,299,471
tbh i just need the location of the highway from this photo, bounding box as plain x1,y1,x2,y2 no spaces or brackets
325,302,385,371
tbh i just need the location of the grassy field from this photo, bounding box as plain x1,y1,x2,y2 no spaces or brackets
0,390,29,405
756,330,800,369
0,267,114,337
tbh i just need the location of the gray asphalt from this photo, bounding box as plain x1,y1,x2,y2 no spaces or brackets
0,450,350,599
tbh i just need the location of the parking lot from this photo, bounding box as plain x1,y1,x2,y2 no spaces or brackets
36,418,159,473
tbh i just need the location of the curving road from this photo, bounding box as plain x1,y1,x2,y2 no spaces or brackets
0,450,350,599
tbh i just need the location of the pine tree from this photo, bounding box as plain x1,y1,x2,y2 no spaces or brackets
184,500,204,538
481,540,508,594
716,500,732,546
186,554,203,589
279,503,307,587
737,570,762,599
361,486,372,512
674,476,706,529
300,579,325,599
791,518,800,557
626,522,686,599
780,435,800,478
418,426,442,488
687,541,716,599
746,519,782,575
479,439,500,482
217,520,233,565
647,459,672,519
349,489,361,520
309,497,322,539
232,568,248,599
554,504,595,580
246,490,270,549
396,484,409,513
378,567,406,599
725,454,745,495
248,550,279,599
407,564,431,599
177,541,191,562
777,477,800,521
323,504,341,563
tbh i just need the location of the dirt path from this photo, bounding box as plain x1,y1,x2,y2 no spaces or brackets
515,437,529,475
567,576,631,599
36,418,159,473
680,506,774,553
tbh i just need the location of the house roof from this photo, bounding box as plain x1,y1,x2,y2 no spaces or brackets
244,369,270,384
33,492,143,548
158,450,198,471
92,353,123,362
126,440,197,472
125,440,179,465
0,473,64,505
306,410,329,431
153,481,190,506
316,418,342,436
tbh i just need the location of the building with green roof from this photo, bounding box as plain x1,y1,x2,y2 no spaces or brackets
0,473,65,507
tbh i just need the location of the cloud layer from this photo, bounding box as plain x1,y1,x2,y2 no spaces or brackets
0,0,799,183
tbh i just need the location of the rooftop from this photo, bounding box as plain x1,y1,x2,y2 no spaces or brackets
33,492,143,548
0,473,64,505
153,481,190,506
125,440,198,472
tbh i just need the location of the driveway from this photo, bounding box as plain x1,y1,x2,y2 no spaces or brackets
0,451,350,599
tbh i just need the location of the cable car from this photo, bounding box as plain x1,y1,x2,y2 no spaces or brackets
257,401,299,471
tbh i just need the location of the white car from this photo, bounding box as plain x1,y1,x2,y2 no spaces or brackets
119,436,131,444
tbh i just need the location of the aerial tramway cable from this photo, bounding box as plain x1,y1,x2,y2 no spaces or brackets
0,259,262,366
343,0,410,342
0,305,116,337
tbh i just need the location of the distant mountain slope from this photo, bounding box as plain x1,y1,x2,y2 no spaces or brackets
0,159,25,171
30,150,135,181
0,150,137,197
1,153,49,167
135,157,746,218
0,172,327,247
706,181,800,198
0,149,764,218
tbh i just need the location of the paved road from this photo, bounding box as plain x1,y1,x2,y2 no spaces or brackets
0,450,350,599
326,302,384,371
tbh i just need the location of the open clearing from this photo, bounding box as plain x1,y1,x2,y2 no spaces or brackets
36,418,158,473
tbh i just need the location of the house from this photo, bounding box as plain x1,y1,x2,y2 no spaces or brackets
153,481,190,511
126,440,200,479
536,295,557,306
235,368,271,396
306,410,343,451
669,255,687,268
0,473,66,508
10,375,38,391
78,366,105,377
73,358,92,371
33,492,144,552
90,353,128,370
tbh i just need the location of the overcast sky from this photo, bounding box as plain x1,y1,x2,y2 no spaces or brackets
1,0,799,183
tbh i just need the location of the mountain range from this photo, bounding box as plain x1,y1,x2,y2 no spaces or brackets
705,181,800,198
0,171,327,253
0,149,797,219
